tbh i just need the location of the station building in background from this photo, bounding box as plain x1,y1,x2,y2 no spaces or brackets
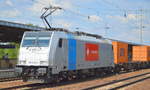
0,20,45,68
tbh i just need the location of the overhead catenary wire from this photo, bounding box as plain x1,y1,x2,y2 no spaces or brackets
31,0,100,28
31,0,107,31
29,1,150,45
41,5,101,26
31,1,150,32
100,0,123,11
30,1,150,40
31,0,48,6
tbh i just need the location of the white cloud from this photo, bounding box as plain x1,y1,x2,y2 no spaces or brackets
110,27,150,45
59,0,73,9
108,14,137,23
30,0,73,15
30,0,54,13
54,19,72,29
128,14,137,20
88,15,102,22
5,0,13,6
114,28,145,44
0,10,20,18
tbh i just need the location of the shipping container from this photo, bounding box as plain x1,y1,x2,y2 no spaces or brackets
112,41,128,64
132,46,150,62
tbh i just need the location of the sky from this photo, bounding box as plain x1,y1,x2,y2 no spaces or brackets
0,0,150,45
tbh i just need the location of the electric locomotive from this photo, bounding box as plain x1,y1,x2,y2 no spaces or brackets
15,29,114,83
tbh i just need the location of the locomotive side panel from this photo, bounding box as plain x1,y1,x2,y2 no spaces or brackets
76,40,114,70
53,37,114,74
52,38,68,74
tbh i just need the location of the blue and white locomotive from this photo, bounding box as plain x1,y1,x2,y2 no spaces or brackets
16,29,114,83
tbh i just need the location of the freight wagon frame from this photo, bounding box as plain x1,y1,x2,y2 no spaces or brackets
113,41,150,72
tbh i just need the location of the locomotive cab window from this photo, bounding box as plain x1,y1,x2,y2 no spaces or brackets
22,33,51,47
58,38,63,48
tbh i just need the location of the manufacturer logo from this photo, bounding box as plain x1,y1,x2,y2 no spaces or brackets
85,43,99,61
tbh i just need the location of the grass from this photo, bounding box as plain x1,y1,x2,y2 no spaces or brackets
0,43,20,60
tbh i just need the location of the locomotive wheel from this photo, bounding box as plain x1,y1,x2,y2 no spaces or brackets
22,77,28,82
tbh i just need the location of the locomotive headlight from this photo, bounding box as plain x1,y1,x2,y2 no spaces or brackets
19,61,26,64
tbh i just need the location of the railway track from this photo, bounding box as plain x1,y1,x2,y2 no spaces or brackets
83,71,150,90
0,69,21,82
0,69,150,90
0,77,21,82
